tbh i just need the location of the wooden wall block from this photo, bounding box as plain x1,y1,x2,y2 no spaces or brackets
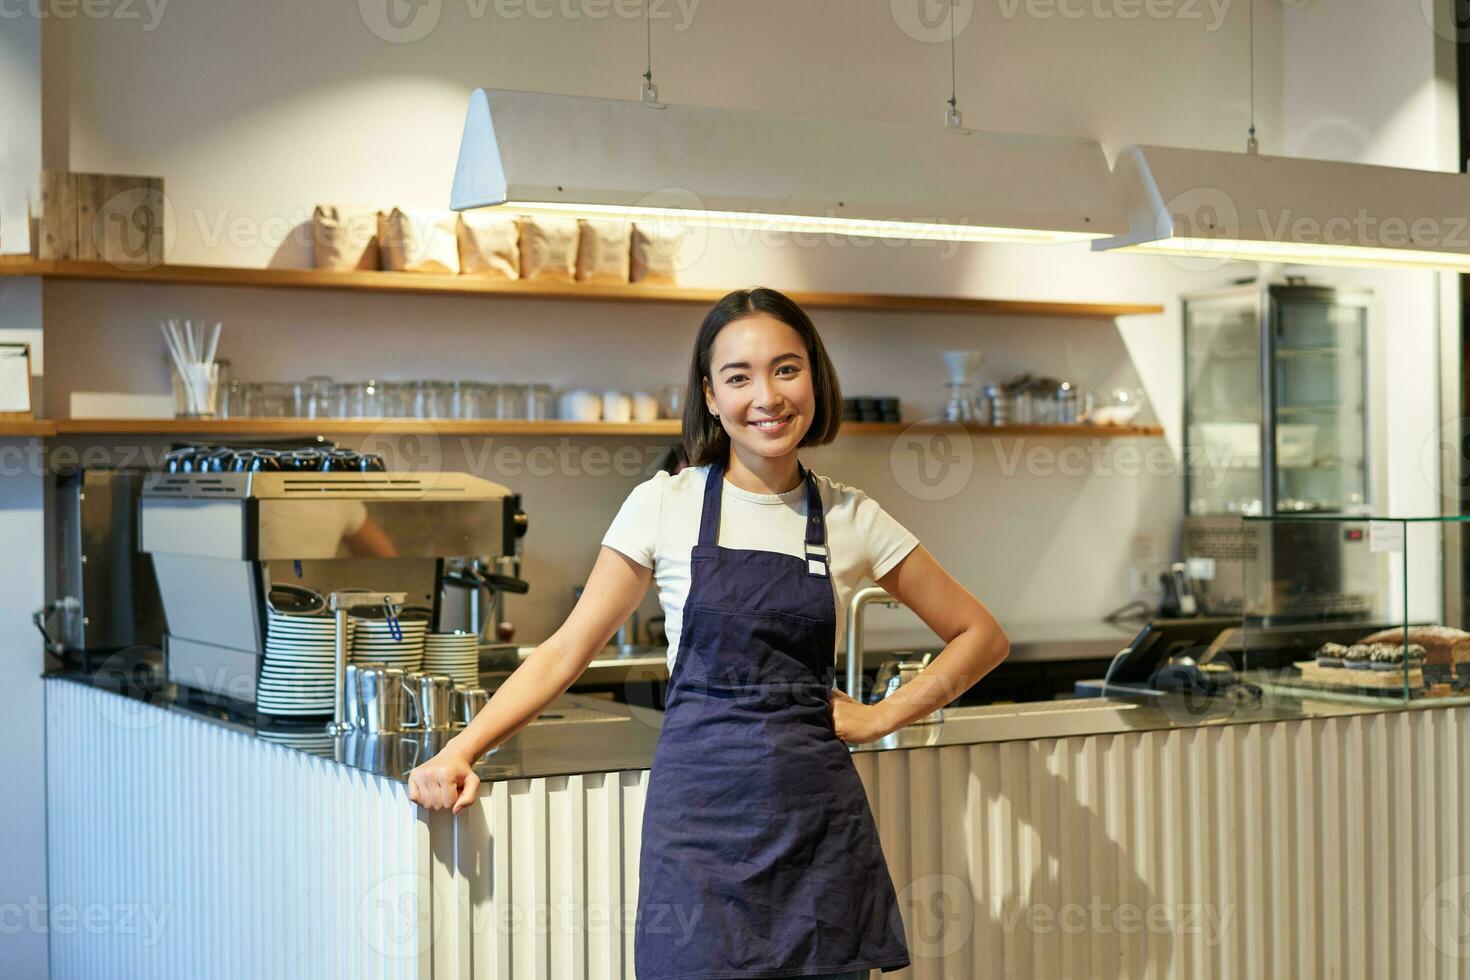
70,172,166,266
39,171,77,259
74,172,106,261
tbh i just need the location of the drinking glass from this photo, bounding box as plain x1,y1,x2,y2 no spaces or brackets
497,384,528,420
254,382,295,418
301,375,335,419
526,383,555,420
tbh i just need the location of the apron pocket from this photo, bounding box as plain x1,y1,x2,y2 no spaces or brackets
677,604,831,703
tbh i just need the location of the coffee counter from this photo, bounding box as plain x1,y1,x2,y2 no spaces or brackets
40,666,1415,783
43,672,1470,978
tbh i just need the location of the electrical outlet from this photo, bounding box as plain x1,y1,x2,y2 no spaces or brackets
1130,531,1164,563
1130,563,1170,601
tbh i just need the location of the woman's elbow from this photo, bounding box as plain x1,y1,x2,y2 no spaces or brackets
984,625,1010,668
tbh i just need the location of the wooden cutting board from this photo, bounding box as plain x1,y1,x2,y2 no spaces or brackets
1294,659,1424,690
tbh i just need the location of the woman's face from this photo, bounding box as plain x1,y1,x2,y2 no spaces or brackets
703,313,816,461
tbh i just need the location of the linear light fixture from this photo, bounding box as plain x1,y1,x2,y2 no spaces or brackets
1092,144,1470,272
450,88,1125,245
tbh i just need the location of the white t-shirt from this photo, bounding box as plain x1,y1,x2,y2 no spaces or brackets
601,463,920,673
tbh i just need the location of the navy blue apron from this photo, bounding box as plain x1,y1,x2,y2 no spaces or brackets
634,460,911,979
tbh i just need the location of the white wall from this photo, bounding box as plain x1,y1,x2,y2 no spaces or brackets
0,13,50,979
0,8,40,256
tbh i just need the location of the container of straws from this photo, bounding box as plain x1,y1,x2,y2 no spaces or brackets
161,318,222,418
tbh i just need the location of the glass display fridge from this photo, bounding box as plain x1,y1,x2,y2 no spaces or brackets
1180,280,1375,621
1233,514,1470,703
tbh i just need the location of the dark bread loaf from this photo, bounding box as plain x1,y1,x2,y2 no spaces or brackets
1358,626,1470,667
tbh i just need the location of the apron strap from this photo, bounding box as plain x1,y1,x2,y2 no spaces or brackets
697,459,829,579
802,464,830,577
697,459,724,547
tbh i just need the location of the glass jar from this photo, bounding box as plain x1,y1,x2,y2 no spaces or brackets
253,382,295,418
219,379,242,419
344,379,385,417
526,383,555,420
660,383,685,420
378,381,406,418
442,380,469,419
406,380,451,419
301,375,335,419
478,382,502,419
497,383,528,420
1055,381,1079,424
942,382,981,423
329,382,353,418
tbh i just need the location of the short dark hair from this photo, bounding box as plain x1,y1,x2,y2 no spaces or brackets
681,287,843,466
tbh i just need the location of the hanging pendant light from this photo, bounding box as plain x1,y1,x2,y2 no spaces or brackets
450,88,1125,245
1093,145,1470,271
1092,0,1470,271
450,3,1123,245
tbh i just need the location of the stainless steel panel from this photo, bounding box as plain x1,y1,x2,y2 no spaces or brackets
150,554,260,651
248,471,511,499
54,469,165,653
165,634,258,702
1184,514,1375,621
255,498,503,559
140,497,248,559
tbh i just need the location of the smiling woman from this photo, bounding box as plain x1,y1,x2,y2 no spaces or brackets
409,286,1010,979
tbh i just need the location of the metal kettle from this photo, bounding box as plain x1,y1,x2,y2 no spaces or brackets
868,651,944,725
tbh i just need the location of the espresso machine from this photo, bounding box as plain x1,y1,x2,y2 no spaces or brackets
140,470,526,705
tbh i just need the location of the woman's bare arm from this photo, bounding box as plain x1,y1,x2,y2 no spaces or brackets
831,545,1009,741
408,546,651,810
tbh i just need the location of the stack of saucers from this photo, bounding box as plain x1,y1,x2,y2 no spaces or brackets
424,631,481,688
259,609,349,717
350,607,428,671
255,724,335,755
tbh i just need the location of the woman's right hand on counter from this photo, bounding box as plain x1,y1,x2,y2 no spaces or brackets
408,745,480,813
408,546,653,814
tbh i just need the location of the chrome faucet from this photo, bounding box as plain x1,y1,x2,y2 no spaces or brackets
845,586,900,700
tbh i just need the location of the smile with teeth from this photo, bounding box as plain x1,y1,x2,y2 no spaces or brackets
749,415,793,430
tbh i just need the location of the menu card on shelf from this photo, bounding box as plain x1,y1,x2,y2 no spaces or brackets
0,343,33,417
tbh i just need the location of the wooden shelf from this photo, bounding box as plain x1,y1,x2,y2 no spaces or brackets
0,258,1164,319
0,419,57,437
46,418,1163,438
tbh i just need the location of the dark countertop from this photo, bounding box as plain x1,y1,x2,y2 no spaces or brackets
45,667,1465,791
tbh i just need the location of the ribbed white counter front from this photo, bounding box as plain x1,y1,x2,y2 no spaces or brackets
44,677,1470,979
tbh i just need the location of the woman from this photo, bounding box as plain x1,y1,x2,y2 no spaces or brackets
409,287,1010,979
